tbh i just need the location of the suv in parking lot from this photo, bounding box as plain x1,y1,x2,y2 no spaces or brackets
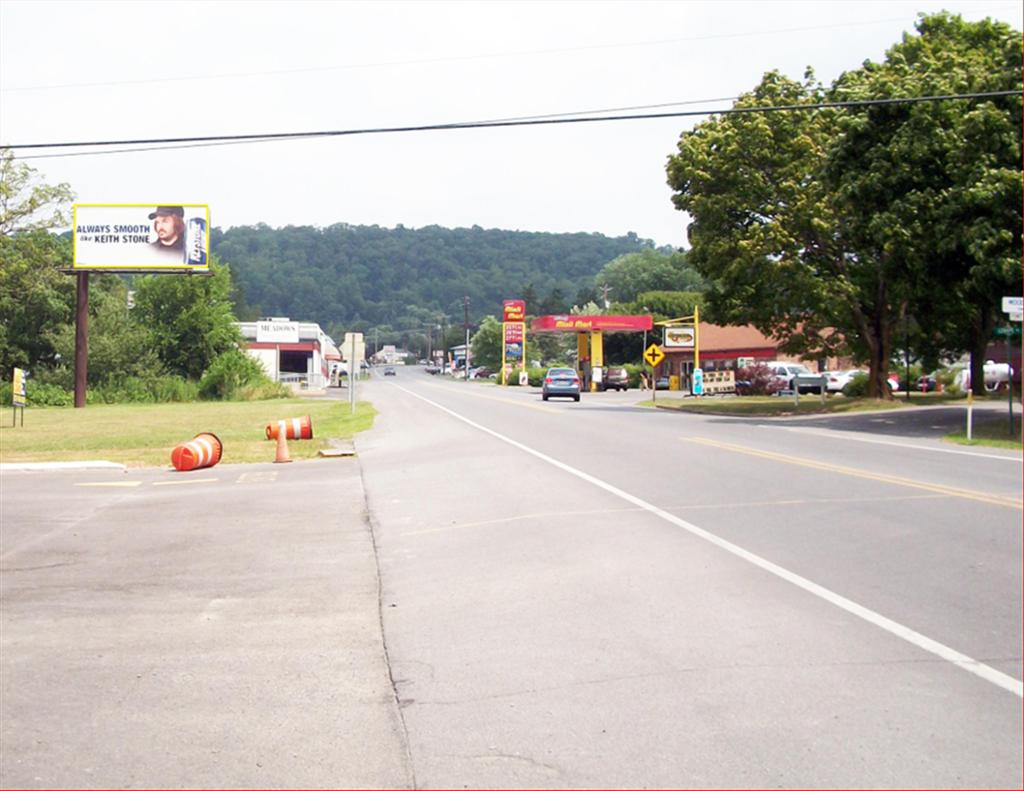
600,367,629,391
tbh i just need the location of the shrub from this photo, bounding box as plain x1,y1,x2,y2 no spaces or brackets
198,350,278,400
842,372,871,397
622,363,644,388
21,381,75,406
736,363,783,396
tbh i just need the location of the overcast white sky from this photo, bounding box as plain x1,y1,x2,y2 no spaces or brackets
1,0,1020,248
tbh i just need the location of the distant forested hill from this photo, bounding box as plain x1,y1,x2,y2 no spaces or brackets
212,223,654,333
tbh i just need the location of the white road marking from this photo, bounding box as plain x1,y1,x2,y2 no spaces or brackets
767,425,1023,462
152,477,218,486
393,383,1024,699
74,481,142,488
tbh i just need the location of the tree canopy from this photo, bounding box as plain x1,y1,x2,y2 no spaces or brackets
666,12,1022,396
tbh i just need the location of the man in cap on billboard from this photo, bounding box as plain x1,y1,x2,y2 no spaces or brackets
149,206,186,259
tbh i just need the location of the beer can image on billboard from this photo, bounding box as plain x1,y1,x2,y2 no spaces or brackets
186,217,207,266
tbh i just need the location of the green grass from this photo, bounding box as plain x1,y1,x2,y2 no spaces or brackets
0,398,376,468
945,416,1022,450
642,395,907,416
639,390,993,417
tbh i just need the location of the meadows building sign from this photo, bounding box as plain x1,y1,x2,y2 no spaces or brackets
256,320,300,343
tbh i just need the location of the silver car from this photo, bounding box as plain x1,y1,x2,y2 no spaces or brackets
542,367,581,402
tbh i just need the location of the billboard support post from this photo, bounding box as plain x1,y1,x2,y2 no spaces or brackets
74,272,89,408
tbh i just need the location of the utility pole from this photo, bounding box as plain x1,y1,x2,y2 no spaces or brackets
440,315,447,374
463,296,471,382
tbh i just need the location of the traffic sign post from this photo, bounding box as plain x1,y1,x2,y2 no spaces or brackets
644,344,665,404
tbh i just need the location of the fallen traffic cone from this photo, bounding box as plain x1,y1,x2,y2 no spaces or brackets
273,429,292,463
266,415,313,441
171,432,222,472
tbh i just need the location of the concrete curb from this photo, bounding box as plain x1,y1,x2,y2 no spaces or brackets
0,461,126,472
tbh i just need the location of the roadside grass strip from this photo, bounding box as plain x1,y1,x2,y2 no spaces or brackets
0,399,376,468
684,437,1022,510
396,384,1023,699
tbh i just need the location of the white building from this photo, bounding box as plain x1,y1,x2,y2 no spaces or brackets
236,318,338,390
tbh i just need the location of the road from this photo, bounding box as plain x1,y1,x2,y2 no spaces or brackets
1,373,1020,788
357,371,1022,788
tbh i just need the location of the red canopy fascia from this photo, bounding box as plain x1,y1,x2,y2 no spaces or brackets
531,315,653,333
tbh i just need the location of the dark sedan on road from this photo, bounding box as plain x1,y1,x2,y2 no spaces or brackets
542,367,581,402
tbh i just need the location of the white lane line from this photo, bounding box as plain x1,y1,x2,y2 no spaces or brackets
393,383,1023,699
768,425,1023,462
153,477,218,487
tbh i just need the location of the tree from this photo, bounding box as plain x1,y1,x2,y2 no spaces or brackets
666,72,868,383
470,315,503,369
48,277,162,387
0,149,74,235
0,151,77,380
826,13,1022,395
131,258,243,379
666,14,1021,398
595,249,704,304
0,231,75,379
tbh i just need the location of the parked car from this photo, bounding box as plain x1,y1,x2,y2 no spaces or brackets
655,376,670,390
384,366,396,376
822,369,863,393
917,374,938,392
765,361,822,394
542,367,581,402
600,366,629,392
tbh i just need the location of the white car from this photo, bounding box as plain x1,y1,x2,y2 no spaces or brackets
822,369,864,393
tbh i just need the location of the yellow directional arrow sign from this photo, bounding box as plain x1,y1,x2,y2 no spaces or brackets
643,343,665,368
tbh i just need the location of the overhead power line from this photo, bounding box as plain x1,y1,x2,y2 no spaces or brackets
0,12,979,93
5,90,1020,161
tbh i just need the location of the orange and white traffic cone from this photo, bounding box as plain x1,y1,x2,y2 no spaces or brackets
273,429,292,463
171,432,223,471
266,415,313,441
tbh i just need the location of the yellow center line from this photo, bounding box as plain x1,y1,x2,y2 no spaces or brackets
683,437,1023,510
152,477,219,486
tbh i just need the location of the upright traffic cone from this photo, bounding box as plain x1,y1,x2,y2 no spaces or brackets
171,432,223,471
273,429,292,463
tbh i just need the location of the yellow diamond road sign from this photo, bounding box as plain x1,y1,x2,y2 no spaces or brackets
644,344,665,367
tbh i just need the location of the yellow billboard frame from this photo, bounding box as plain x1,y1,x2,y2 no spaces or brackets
72,203,211,271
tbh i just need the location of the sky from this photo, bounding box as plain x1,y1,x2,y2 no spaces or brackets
1,0,1020,249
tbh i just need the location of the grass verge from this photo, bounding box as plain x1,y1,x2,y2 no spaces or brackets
0,398,376,468
642,395,909,416
944,416,1022,450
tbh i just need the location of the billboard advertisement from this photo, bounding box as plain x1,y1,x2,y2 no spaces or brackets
663,325,696,348
73,204,209,271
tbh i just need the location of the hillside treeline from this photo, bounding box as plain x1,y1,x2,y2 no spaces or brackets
212,223,656,336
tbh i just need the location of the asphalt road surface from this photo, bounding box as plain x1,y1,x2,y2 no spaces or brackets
357,373,1021,789
1,373,1020,789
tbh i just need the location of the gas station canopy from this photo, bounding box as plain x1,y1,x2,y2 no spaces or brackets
530,315,653,333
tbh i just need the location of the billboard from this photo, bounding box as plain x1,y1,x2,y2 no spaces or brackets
663,325,696,348
73,204,209,271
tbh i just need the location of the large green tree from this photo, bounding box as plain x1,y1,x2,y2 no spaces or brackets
826,12,1022,395
0,151,77,380
667,14,1021,397
131,258,242,379
595,249,705,305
